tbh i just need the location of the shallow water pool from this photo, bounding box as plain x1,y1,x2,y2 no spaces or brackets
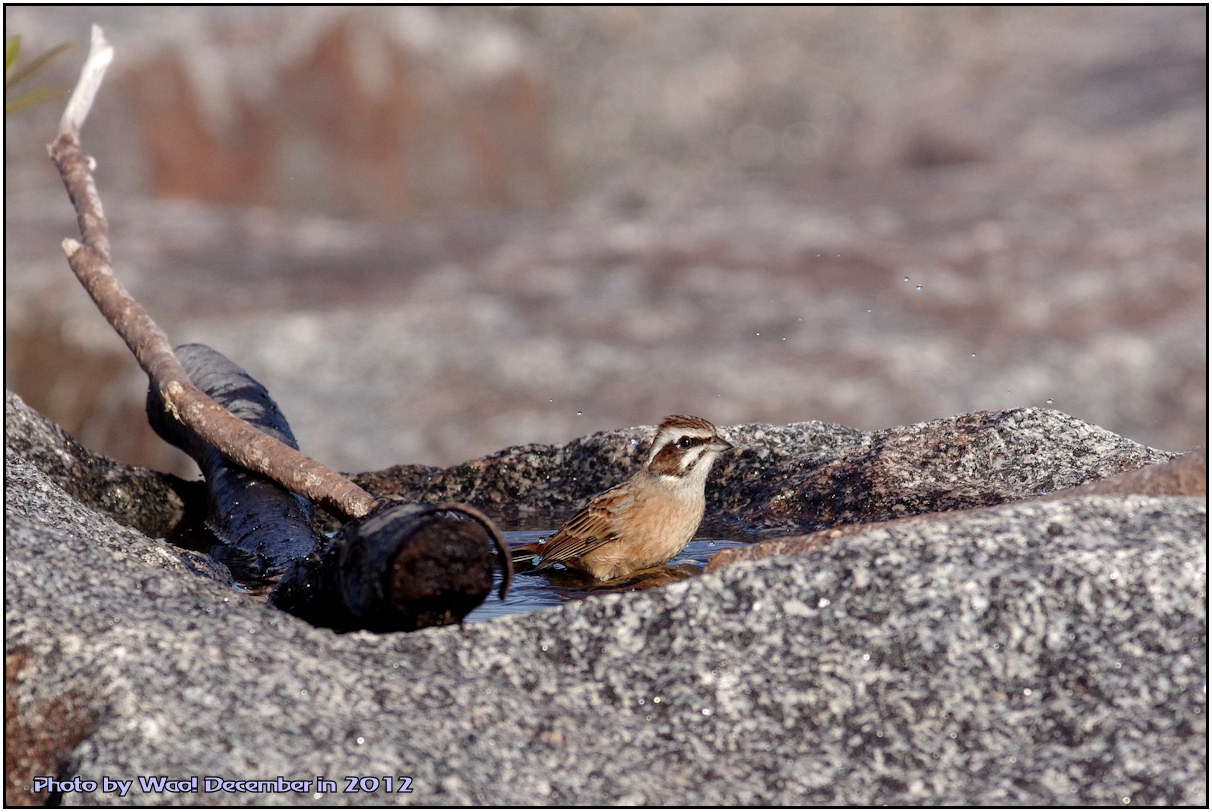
464,530,750,622
168,520,752,623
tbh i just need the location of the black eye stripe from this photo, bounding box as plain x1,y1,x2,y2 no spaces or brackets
676,435,707,449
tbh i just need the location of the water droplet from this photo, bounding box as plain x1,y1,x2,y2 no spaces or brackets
576,410,583,417
915,285,922,292
904,276,910,283
971,353,977,358
1046,398,1054,405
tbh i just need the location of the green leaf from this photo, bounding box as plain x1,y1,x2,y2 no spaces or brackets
5,36,19,74
5,42,73,90
5,86,63,116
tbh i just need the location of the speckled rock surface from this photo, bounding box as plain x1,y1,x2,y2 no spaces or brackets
354,407,1176,531
5,398,1206,805
1051,445,1206,498
707,448,1207,576
708,445,1206,571
3,458,231,589
7,8,1206,481
4,391,189,538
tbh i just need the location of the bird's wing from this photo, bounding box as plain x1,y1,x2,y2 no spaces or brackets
536,484,636,568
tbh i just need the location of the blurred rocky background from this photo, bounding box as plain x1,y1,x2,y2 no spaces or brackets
5,6,1206,479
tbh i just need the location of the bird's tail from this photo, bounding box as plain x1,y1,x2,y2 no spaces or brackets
510,540,544,572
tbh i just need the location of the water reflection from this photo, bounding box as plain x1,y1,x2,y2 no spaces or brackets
167,522,750,622
464,531,749,622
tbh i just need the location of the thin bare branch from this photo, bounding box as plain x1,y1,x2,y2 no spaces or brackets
57,25,111,141
47,25,376,520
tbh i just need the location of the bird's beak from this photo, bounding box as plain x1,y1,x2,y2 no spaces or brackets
711,435,735,452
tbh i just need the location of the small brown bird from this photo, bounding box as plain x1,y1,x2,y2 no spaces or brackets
522,415,734,581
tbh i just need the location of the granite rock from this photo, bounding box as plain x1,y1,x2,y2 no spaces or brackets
4,391,189,538
6,8,1206,479
354,407,1176,532
706,446,1205,572
4,396,1206,805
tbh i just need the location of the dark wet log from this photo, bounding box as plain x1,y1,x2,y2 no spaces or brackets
147,344,320,577
273,501,508,633
147,343,511,631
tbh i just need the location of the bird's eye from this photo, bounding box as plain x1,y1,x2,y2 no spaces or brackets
677,436,695,449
